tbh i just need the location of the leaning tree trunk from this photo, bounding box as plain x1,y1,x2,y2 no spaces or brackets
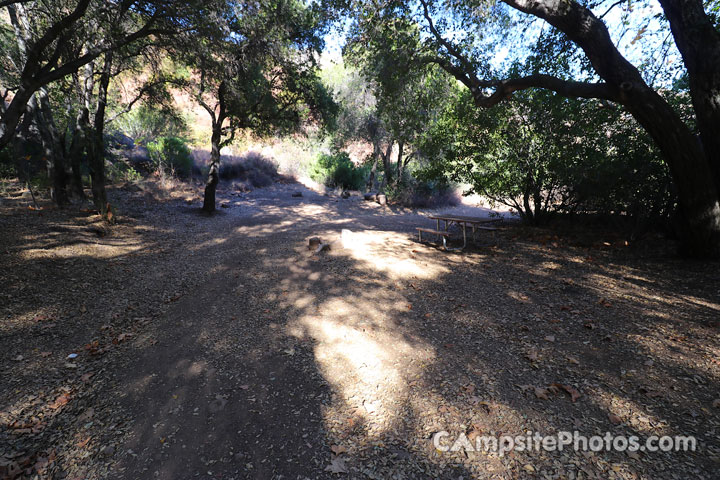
657,0,720,192
497,0,720,257
202,123,223,213
622,86,720,257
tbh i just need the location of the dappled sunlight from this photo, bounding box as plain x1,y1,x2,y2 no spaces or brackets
336,228,450,280
287,295,436,435
16,233,147,260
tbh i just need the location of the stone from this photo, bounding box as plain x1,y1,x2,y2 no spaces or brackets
376,194,387,206
314,243,331,254
363,192,377,201
292,191,303,197
308,237,322,250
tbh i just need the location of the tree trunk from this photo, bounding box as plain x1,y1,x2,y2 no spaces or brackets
88,52,113,216
68,107,89,199
380,141,393,189
622,87,720,256
496,0,720,256
203,123,223,213
657,0,720,191
366,140,381,191
11,97,37,186
395,141,405,186
35,87,69,205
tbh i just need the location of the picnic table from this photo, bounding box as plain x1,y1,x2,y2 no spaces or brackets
417,214,502,250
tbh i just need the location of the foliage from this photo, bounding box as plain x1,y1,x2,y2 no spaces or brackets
384,177,459,208
181,0,337,145
420,84,675,226
147,137,193,178
107,161,143,183
309,151,368,190
218,151,280,188
113,105,189,145
320,59,379,149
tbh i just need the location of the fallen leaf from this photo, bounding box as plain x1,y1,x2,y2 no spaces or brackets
77,408,94,423
76,437,91,448
113,332,133,344
49,393,71,410
526,350,540,362
551,383,581,402
608,413,622,425
712,399,720,408
534,387,550,400
567,356,580,365
544,335,556,342
330,445,348,455
325,457,348,474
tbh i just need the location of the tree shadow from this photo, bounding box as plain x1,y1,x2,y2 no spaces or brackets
1,181,718,479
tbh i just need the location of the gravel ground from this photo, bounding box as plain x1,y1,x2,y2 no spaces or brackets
1,179,719,479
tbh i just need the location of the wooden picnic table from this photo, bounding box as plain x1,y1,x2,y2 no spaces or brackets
417,214,502,249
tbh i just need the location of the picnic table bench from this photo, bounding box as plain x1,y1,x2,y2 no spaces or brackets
416,214,502,250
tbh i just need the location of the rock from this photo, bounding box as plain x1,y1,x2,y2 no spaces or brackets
341,191,350,199
220,203,230,208
100,445,115,456
315,243,331,254
308,237,322,250
292,191,303,197
209,395,228,413
363,192,377,201
376,194,387,206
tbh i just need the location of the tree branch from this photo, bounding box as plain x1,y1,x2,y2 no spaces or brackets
419,0,481,90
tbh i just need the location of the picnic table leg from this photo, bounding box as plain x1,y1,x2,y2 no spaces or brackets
462,225,467,249
436,218,440,232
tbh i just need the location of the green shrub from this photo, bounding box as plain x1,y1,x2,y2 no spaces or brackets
107,161,143,183
309,151,367,190
114,105,188,144
385,178,459,208
147,136,193,178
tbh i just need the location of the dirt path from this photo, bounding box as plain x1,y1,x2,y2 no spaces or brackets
2,181,719,479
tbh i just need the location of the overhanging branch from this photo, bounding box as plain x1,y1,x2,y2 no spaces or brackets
470,74,619,107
